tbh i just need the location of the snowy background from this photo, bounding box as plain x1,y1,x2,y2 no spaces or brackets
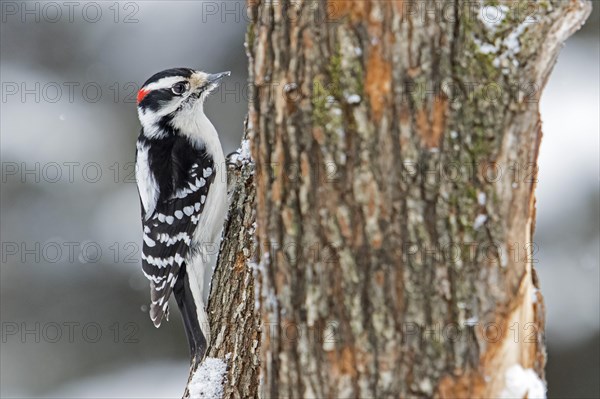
1,2,598,398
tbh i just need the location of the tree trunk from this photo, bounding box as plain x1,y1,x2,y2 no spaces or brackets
184,126,261,399
188,1,591,398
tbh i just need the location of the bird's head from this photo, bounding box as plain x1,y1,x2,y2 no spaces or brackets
136,67,230,138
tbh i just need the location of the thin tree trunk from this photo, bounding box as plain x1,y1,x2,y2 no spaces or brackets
184,124,261,399
187,1,591,398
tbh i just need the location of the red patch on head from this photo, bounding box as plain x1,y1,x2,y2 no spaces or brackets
137,88,150,104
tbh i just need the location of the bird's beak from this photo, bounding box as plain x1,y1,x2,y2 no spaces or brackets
206,71,231,84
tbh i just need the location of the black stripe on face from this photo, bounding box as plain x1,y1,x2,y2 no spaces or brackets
138,89,177,112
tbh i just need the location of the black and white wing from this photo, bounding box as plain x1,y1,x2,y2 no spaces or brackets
135,136,215,327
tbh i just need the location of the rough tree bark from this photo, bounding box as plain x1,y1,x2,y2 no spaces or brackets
187,1,591,398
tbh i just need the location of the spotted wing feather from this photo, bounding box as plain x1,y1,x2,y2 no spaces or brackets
136,135,215,327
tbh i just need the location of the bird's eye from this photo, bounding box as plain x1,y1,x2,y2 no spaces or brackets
171,82,189,95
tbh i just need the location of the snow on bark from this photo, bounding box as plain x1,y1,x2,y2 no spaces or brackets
500,364,546,399
188,357,228,399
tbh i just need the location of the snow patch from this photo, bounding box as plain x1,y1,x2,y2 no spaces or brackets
238,139,251,161
476,6,537,73
474,37,499,55
284,82,298,93
188,357,228,399
473,214,488,229
477,192,487,206
493,16,536,71
346,94,361,104
228,139,252,165
479,5,509,31
503,19,531,55
479,43,498,54
500,364,546,399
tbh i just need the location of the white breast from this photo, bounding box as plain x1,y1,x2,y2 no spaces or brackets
192,133,227,248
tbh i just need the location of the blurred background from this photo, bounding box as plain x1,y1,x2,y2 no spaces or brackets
0,1,598,398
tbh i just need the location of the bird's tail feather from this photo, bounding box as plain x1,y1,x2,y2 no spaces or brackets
149,281,175,327
174,263,209,366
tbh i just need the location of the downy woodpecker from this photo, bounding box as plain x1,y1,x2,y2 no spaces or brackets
135,68,229,366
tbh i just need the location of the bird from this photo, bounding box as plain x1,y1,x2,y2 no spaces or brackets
134,67,230,367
